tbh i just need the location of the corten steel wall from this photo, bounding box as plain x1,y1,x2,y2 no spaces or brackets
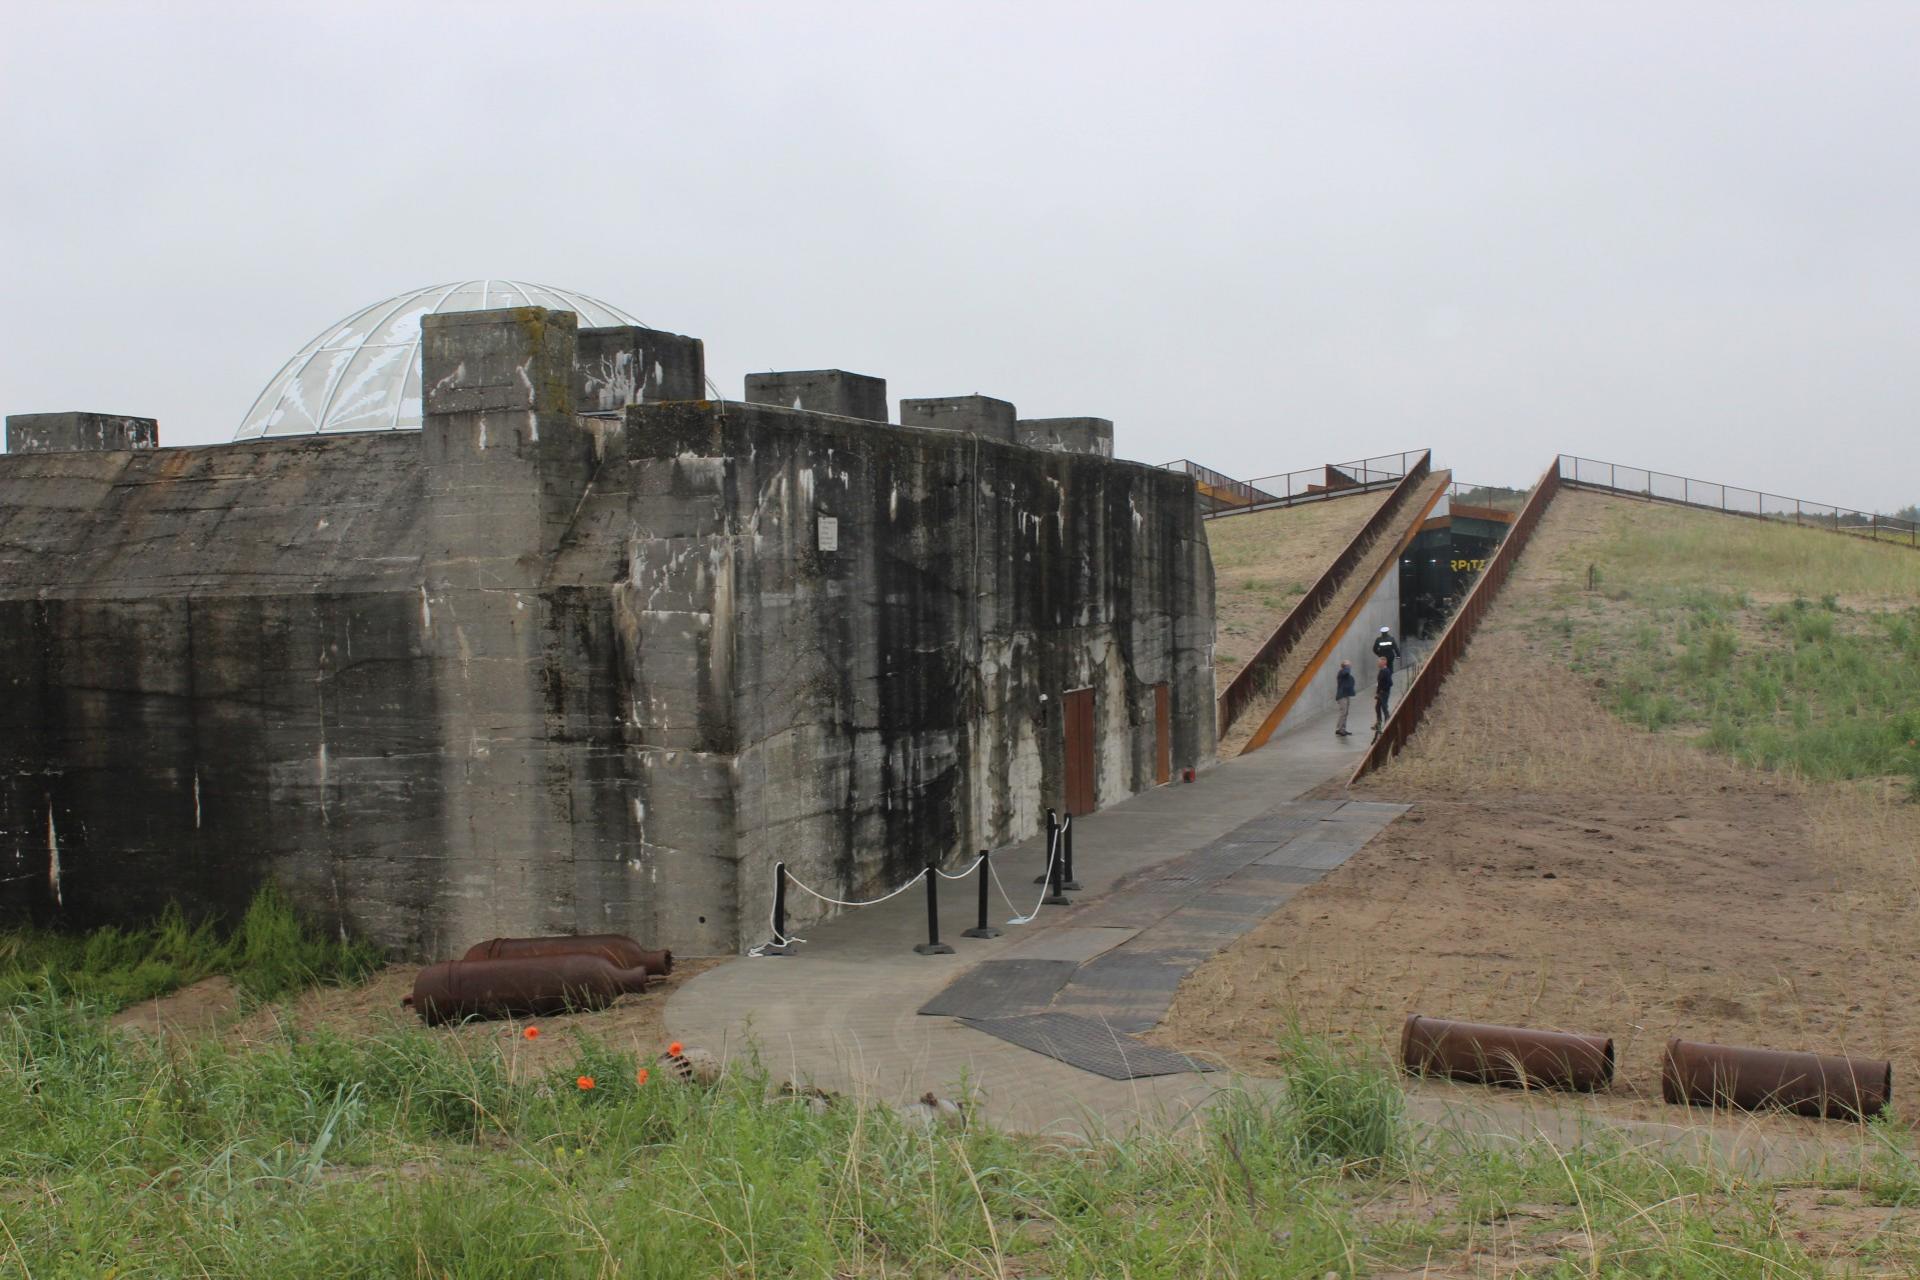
1216,450,1430,737
621,401,1217,946
1349,459,1562,782
0,306,1214,955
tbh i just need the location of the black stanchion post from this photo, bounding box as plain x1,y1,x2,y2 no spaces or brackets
963,849,1001,939
1061,813,1081,891
766,861,794,956
1043,818,1072,906
914,865,955,956
1036,808,1058,884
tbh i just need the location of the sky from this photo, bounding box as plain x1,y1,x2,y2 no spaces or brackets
3,2,1917,509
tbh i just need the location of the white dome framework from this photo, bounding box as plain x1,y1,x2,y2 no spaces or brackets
234,280,645,439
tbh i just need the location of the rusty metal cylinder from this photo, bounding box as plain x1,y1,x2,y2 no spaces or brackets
1662,1038,1891,1120
461,933,673,977
1401,1014,1615,1091
407,954,652,1025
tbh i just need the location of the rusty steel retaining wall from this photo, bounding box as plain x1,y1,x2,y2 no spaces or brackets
1217,449,1431,737
1349,457,1561,782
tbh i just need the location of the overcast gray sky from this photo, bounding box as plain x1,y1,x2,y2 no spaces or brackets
4,2,1917,508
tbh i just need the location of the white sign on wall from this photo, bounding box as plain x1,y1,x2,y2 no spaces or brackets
817,515,839,552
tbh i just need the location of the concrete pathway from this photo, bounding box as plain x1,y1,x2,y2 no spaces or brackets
666,708,1373,1134
666,706,1879,1172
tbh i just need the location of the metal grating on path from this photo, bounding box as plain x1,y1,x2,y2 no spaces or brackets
962,1012,1220,1081
918,960,1078,1019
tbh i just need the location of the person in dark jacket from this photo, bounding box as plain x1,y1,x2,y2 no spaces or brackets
1373,656,1394,732
1334,660,1356,736
1373,626,1401,671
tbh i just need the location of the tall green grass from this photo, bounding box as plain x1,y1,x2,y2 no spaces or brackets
1578,501,1920,601
0,999,1875,1277
3,997,1889,1280
0,887,382,1011
1542,500,1920,792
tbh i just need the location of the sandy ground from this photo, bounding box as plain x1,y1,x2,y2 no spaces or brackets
1161,492,1920,1125
112,958,725,1074
1204,490,1391,692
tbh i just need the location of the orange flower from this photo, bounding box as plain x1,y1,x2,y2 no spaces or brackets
635,1067,650,1086
576,1075,596,1091
523,1027,540,1041
667,1041,684,1056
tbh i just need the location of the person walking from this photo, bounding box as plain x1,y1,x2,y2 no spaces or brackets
1334,660,1356,736
1372,655,1394,734
1373,626,1401,672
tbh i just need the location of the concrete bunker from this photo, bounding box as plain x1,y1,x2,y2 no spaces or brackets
1,303,1216,956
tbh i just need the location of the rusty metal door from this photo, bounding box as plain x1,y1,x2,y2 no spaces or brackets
1153,683,1171,785
1062,687,1096,816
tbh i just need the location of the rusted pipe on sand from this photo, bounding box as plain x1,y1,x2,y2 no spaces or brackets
406,954,652,1025
1662,1038,1891,1120
462,933,673,977
1401,1014,1614,1091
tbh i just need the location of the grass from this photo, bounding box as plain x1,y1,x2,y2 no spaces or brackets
3,989,1908,1277
0,888,382,1011
1572,501,1920,602
1537,500,1920,794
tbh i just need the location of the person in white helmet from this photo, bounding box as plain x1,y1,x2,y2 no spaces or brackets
1372,626,1401,673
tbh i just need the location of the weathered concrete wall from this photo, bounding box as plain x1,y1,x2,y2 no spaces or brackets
6,412,158,454
1,305,1214,956
0,433,444,945
619,401,1215,944
575,325,706,412
900,395,1017,442
1017,417,1114,459
744,370,887,422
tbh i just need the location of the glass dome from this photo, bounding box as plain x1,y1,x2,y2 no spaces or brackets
234,280,646,438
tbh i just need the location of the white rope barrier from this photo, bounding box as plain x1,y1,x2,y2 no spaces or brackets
751,822,1067,954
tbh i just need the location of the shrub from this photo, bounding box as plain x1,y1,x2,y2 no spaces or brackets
1211,1035,1404,1175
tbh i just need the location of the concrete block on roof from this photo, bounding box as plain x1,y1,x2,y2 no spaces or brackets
900,394,1016,441
6,413,158,454
577,325,706,411
422,307,577,417
745,370,888,423
1017,417,1114,459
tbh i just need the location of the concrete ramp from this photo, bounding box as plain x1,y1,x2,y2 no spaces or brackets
1222,470,1452,756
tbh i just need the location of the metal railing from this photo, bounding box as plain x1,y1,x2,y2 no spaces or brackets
1217,449,1433,736
1433,480,1528,521
1160,459,1281,510
1557,455,1918,549
1196,450,1427,519
1350,458,1562,782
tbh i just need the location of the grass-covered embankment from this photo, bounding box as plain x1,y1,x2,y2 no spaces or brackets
1537,498,1920,795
